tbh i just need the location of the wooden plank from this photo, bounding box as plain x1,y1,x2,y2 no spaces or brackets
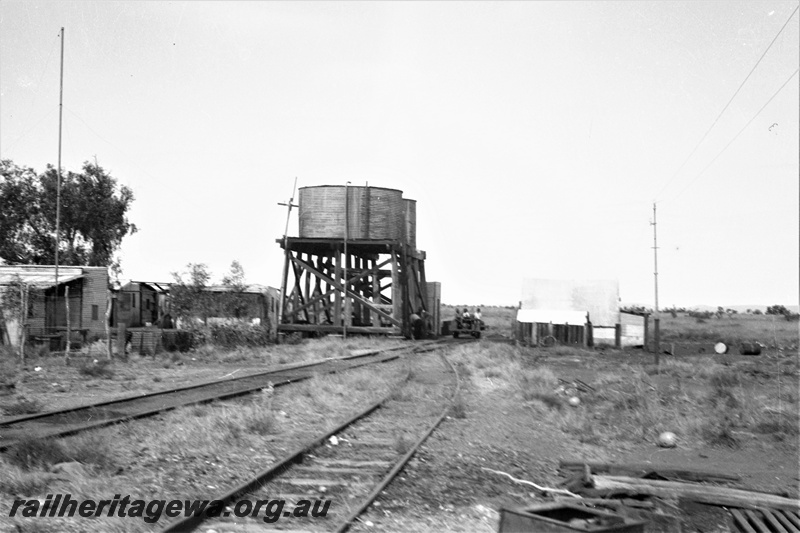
731,508,758,533
744,509,773,533
312,459,391,468
333,252,342,325
756,508,790,533
391,250,400,325
288,260,309,322
592,475,800,511
289,257,383,321
283,478,350,486
560,460,741,482
371,259,380,326
303,253,311,322
292,255,400,327
292,466,383,475
782,510,800,528
772,510,799,532
350,438,395,446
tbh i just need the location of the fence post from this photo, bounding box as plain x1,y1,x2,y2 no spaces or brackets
65,285,71,360
117,323,127,358
106,294,113,359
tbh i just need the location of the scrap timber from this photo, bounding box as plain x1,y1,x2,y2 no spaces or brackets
557,460,800,532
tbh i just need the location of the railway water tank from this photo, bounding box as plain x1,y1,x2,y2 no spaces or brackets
298,185,405,240
404,198,416,249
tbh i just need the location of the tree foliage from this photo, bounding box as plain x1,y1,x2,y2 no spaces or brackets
170,263,212,324
0,159,136,266
766,304,790,316
170,261,257,324
220,260,250,319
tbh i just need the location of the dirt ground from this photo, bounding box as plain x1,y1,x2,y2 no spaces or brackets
353,339,800,533
1,333,797,533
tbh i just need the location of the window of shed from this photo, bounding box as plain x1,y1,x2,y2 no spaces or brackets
92,305,99,321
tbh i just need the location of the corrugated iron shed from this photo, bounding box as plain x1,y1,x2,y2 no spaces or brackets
203,284,273,294
0,265,85,288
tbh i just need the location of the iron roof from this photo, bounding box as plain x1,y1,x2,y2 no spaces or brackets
0,266,85,288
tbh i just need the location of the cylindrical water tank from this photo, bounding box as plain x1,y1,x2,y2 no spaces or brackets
404,199,416,249
298,185,404,240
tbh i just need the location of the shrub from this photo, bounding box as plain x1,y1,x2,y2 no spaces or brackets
525,392,563,410
3,397,43,416
245,407,277,435
703,418,741,448
78,358,114,379
60,433,119,471
709,368,740,389
450,395,468,419
209,323,271,348
5,436,71,470
394,433,411,454
162,330,195,352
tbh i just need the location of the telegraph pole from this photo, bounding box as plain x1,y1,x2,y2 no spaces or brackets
343,181,351,340
55,27,65,340
277,178,298,338
651,202,659,313
651,202,660,361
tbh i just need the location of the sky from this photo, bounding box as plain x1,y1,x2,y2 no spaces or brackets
1,1,798,309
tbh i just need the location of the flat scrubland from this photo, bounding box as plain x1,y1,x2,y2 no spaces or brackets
658,312,799,350
1,309,797,532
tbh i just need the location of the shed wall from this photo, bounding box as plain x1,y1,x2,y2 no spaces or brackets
521,279,619,327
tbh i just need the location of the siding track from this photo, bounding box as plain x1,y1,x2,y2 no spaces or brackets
0,341,447,451
160,344,462,532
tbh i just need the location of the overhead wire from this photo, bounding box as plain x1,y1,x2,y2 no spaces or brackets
1,32,61,158
62,105,164,184
653,4,799,201
664,68,798,204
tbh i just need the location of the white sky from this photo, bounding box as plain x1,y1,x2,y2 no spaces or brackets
1,1,798,308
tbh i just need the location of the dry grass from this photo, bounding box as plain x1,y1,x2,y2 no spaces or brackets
2,397,43,416
0,463,54,496
77,358,115,378
5,432,119,472
1,341,407,532
450,342,800,449
658,313,799,349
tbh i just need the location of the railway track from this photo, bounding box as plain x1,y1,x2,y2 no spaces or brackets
0,340,448,452
160,343,461,532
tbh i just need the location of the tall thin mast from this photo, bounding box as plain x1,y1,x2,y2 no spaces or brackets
55,27,65,332
651,202,659,313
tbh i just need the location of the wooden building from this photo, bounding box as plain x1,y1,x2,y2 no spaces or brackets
0,265,109,347
277,185,433,339
114,281,171,328
203,283,278,327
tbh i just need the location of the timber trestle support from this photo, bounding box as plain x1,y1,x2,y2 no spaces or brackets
276,237,428,339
